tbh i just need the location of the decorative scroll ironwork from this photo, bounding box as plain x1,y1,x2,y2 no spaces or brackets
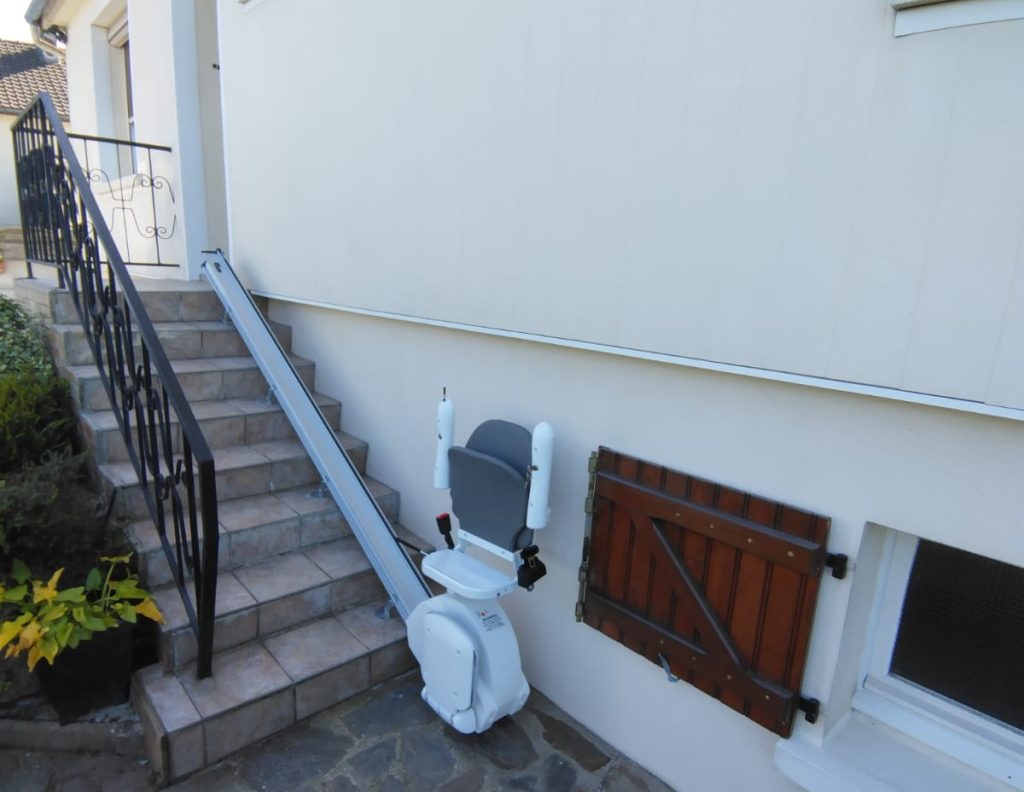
12,93,219,678
67,131,178,267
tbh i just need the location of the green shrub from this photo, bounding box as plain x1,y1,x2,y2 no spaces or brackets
0,296,52,376
0,371,76,475
0,449,106,568
0,294,103,573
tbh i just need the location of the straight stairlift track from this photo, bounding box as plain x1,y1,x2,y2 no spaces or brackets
200,250,432,620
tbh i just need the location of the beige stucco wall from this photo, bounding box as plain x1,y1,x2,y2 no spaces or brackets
264,298,1024,791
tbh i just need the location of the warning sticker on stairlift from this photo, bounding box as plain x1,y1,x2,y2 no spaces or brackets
478,609,506,632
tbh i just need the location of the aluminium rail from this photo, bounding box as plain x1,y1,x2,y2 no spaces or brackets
200,250,432,620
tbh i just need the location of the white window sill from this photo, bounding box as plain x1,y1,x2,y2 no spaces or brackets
892,0,1024,36
774,712,1018,792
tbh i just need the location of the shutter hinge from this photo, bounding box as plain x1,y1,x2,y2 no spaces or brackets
584,451,599,515
798,696,820,724
825,553,848,580
575,536,590,622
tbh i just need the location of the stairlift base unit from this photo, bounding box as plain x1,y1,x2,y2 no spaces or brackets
407,593,530,734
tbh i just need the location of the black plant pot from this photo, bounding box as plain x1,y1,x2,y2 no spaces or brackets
36,623,135,725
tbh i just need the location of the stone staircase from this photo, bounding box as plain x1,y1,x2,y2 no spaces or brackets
14,274,425,784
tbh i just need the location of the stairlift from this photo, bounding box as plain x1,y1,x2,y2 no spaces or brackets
406,394,554,734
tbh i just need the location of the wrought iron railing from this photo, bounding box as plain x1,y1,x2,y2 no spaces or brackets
12,92,219,678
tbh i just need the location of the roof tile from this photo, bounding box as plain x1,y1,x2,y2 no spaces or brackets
0,39,68,119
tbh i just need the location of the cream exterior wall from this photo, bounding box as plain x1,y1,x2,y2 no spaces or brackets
215,1,1024,788
265,300,1024,791
218,0,1024,410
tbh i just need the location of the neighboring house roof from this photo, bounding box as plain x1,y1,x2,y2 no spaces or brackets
0,39,68,119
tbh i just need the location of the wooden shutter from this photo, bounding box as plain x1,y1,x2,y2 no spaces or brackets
577,447,831,737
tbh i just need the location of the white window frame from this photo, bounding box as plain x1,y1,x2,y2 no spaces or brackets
853,530,1024,789
891,0,1024,36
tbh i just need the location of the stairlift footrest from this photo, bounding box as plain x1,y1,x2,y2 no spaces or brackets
422,549,517,600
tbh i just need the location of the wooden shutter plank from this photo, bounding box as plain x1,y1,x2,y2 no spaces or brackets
595,473,824,575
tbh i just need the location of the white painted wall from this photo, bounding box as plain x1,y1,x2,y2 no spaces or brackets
218,0,1024,409
264,298,1024,791
0,114,23,227
50,0,217,277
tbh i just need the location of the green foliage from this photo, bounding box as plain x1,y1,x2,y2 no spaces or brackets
0,296,52,377
0,371,76,475
0,293,90,562
0,554,164,672
0,448,105,565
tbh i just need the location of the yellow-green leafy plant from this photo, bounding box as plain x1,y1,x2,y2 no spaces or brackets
0,555,164,672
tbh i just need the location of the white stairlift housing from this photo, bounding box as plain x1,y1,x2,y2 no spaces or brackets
407,395,554,734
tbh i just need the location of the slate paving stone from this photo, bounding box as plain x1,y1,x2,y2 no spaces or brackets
240,725,348,792
318,775,358,792
346,736,396,783
542,752,578,790
378,775,406,792
340,678,433,738
600,765,652,792
438,767,487,791
399,727,456,788
501,775,540,791
533,709,610,772
452,715,539,771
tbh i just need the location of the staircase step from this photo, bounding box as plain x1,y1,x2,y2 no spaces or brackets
151,536,392,670
63,354,317,411
133,598,414,783
46,318,293,366
16,274,226,325
128,481,414,592
102,438,392,522
80,392,342,464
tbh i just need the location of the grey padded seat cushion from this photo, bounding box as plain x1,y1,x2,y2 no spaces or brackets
448,419,534,551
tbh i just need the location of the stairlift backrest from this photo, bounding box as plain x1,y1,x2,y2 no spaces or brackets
448,419,533,553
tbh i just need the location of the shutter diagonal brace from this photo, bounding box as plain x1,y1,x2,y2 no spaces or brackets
650,517,745,670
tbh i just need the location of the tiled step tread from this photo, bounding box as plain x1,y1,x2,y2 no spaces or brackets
47,317,293,363
82,392,337,431
147,525,423,631
127,480,408,587
101,436,386,522
64,353,317,409
133,599,412,780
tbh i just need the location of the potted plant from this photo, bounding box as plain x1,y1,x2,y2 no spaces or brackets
0,554,164,723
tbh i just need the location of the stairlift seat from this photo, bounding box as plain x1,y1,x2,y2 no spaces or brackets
448,420,534,553
422,549,518,599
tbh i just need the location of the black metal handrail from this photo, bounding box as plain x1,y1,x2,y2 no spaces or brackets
11,93,219,678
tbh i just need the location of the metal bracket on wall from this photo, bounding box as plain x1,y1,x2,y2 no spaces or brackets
824,553,849,580
797,696,821,724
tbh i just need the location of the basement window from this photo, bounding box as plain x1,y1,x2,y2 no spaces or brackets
855,532,1024,786
892,0,1024,36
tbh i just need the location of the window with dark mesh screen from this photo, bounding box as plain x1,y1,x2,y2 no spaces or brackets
890,540,1024,732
